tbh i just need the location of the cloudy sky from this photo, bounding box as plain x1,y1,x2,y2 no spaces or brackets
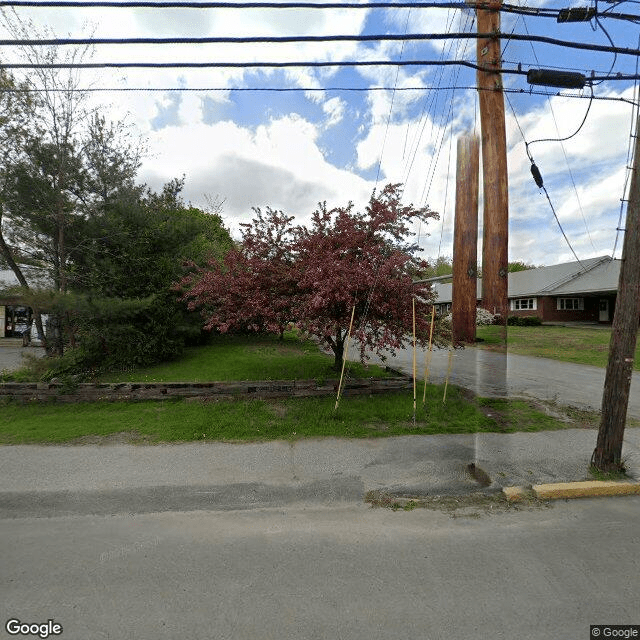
0,0,638,267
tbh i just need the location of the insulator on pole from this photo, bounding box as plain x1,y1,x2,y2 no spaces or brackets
530,163,544,188
527,69,586,89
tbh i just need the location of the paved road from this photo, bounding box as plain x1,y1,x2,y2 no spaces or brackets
2,340,640,639
2,498,639,640
0,344,45,373
368,344,640,418
2,429,639,518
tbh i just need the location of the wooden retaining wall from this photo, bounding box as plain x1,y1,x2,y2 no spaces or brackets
0,378,411,403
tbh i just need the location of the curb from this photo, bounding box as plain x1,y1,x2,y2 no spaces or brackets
503,481,640,501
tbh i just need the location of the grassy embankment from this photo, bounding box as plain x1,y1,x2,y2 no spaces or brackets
0,332,589,444
476,324,640,370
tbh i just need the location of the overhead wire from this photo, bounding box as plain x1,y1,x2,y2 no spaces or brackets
0,85,636,104
374,4,412,189
521,13,597,252
410,4,460,259
505,89,588,268
612,33,640,257
418,10,475,206
400,10,457,186
0,0,638,23
402,8,474,194
524,85,595,154
3,58,637,84
592,0,619,85
0,32,639,57
0,0,580,14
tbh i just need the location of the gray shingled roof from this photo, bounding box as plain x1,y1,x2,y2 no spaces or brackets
432,256,619,303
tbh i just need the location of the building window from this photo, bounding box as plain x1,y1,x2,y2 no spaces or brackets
557,298,584,311
511,298,537,311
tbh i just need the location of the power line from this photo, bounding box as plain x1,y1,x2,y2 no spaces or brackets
503,58,615,75
1,58,639,84
593,0,619,86
418,11,474,205
0,0,637,21
2,32,639,57
612,34,640,258
505,89,588,268
525,85,596,153
0,1,476,7
0,0,559,13
402,7,464,187
520,13,596,252
0,85,636,109
374,4,412,189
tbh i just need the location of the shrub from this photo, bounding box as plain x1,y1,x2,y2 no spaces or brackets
507,315,542,326
476,308,497,326
442,307,496,327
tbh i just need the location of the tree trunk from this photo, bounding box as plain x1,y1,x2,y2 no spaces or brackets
33,311,47,348
333,334,344,372
0,220,29,288
46,315,64,357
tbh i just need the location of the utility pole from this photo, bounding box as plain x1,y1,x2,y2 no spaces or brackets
477,0,509,325
452,133,480,344
592,109,640,473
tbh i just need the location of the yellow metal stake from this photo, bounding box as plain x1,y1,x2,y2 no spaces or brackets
335,306,356,412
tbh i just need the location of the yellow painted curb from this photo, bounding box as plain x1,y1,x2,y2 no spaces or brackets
533,481,640,500
502,486,529,502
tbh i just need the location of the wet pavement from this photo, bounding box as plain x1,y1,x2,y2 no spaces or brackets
368,344,640,419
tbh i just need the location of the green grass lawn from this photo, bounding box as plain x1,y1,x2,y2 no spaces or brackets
0,385,575,445
475,324,640,370
0,329,596,444
97,332,391,383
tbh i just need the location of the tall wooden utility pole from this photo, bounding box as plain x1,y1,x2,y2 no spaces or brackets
477,0,509,322
452,133,480,344
592,110,640,473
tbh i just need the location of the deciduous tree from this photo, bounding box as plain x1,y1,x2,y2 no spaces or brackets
294,184,439,369
180,207,297,338
181,183,442,371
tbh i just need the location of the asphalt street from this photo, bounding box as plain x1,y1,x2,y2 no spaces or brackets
1,341,640,639
0,343,44,374
2,498,639,640
1,428,639,519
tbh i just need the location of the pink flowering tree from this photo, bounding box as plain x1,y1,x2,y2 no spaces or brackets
179,184,440,371
179,207,298,337
293,183,439,370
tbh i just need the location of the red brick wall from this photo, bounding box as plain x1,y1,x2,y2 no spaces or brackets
509,296,616,323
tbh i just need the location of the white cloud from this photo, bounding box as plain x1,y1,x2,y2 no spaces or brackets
139,115,373,235
1,3,636,270
322,97,346,128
